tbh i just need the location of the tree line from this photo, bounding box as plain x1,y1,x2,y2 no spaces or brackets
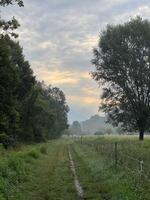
0,0,69,147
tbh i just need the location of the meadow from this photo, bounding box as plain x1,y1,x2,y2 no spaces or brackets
0,136,149,200
72,135,150,200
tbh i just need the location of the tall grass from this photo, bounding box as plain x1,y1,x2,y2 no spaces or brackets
0,144,47,199
73,136,150,200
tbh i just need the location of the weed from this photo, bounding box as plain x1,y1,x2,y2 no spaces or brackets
27,150,39,159
40,146,47,155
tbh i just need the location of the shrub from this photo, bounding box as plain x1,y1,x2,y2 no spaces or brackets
0,133,16,149
27,150,39,159
0,155,27,199
40,146,47,154
94,131,104,136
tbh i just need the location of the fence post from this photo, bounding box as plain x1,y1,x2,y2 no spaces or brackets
115,142,118,170
139,160,144,177
80,136,83,144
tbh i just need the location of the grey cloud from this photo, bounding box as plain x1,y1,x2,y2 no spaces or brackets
1,0,150,122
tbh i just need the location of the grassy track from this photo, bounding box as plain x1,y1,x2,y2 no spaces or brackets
71,142,114,200
0,139,78,200
0,136,149,200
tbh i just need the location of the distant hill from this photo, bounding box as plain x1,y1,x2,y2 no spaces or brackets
80,115,115,134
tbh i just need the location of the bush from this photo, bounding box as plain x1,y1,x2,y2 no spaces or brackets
0,133,16,149
94,131,104,135
0,155,27,199
40,146,47,154
27,150,39,159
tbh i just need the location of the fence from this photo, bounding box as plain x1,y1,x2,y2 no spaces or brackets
76,137,150,183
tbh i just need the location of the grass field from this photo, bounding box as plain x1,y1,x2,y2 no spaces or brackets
0,136,149,200
72,136,150,200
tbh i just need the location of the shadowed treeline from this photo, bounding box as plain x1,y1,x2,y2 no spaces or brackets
0,0,69,148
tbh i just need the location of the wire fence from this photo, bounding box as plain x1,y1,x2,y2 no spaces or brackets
75,137,150,183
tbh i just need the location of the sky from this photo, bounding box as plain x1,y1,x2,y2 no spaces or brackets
2,0,150,123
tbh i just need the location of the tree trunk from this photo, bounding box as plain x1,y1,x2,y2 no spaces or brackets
139,130,144,141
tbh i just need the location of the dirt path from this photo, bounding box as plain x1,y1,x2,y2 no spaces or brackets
68,149,84,199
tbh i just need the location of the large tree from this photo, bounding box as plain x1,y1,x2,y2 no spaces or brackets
21,82,69,142
0,36,69,143
92,17,150,140
0,35,35,139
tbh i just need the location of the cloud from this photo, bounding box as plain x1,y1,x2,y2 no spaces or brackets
38,41,57,50
33,66,93,87
2,0,150,122
34,68,79,85
68,95,99,105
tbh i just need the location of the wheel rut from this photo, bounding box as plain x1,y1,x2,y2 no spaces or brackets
68,149,84,199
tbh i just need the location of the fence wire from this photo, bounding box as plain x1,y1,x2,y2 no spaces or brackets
75,138,150,183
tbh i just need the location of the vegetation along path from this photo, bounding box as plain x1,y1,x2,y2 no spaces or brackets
0,139,78,200
0,137,149,200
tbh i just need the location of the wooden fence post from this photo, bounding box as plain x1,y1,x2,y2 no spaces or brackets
139,160,144,177
115,142,118,170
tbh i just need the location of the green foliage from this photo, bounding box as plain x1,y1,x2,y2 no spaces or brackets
21,82,69,142
73,137,150,200
0,0,24,38
0,35,35,141
0,0,69,144
0,143,50,199
27,150,39,159
0,36,69,143
94,131,104,135
40,146,47,154
0,133,16,149
0,155,26,199
116,126,125,135
22,140,78,200
92,17,150,140
0,139,149,199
